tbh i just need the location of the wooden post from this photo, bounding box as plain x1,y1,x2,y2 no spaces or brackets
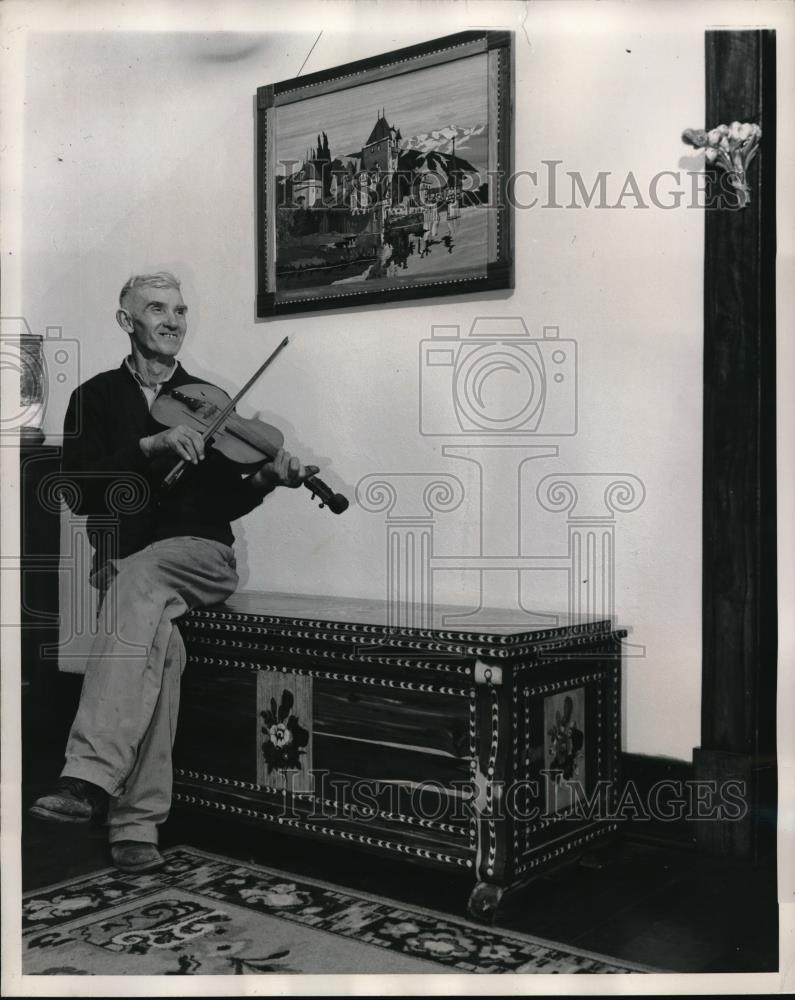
695,30,777,860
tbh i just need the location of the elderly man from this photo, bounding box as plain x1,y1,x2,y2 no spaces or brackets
30,272,317,873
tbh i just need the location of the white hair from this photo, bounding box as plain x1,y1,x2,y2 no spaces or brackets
119,272,182,308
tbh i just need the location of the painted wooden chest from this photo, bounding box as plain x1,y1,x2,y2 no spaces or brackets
172,591,626,921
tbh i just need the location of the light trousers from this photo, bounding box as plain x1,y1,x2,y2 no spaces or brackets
62,536,239,845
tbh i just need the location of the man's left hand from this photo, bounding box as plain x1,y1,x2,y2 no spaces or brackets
250,448,319,494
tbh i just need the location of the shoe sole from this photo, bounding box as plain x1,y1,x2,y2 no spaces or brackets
28,804,92,824
111,857,166,874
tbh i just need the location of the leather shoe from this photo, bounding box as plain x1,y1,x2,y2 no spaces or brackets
111,841,165,874
29,777,108,824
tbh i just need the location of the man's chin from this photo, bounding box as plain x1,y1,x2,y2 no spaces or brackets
156,339,183,354
146,346,181,365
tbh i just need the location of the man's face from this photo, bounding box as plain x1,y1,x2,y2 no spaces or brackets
118,285,188,360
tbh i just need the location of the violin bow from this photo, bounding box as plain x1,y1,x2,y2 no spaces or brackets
161,336,289,489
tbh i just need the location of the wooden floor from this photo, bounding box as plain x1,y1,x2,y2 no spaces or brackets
20,688,779,975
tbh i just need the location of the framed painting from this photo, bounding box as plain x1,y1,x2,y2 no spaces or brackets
256,31,514,317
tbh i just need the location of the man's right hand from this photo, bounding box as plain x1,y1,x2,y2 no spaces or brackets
140,424,205,464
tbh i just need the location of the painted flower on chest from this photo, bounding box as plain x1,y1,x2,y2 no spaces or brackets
268,723,292,748
260,690,309,773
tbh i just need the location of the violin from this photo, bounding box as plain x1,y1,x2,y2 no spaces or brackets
149,340,348,515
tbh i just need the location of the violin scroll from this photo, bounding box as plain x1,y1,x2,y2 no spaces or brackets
305,475,349,515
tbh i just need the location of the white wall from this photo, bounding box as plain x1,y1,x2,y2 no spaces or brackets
11,1,749,760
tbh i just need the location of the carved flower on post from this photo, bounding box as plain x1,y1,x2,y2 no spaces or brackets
682,121,762,208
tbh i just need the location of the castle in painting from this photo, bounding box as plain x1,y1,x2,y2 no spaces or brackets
283,110,464,214
274,110,482,289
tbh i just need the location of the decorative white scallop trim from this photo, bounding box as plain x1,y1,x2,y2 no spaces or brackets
172,791,473,868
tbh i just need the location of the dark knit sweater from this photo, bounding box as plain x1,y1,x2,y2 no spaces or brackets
62,361,265,569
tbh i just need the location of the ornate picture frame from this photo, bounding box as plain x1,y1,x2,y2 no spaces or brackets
256,31,514,317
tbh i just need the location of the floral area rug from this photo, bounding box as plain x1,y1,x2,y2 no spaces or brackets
23,846,655,975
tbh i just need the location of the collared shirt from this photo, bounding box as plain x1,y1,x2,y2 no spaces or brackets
124,356,179,410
